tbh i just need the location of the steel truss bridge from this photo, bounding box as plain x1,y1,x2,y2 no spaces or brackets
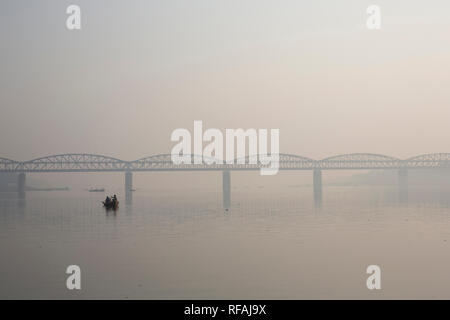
1,153,450,172
1,153,449,206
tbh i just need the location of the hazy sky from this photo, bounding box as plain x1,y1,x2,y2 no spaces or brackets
2,0,450,162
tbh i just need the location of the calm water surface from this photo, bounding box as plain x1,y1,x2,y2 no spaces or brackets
1,185,450,299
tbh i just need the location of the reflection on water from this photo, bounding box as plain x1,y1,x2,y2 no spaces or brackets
1,185,450,299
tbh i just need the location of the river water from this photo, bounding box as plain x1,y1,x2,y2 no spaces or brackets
1,184,450,299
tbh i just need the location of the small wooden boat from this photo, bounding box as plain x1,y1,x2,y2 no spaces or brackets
102,200,119,210
89,188,105,192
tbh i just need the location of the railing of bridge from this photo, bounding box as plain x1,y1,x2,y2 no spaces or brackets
1,153,450,172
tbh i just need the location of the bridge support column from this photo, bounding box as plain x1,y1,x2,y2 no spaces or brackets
313,169,322,207
18,172,26,198
125,171,133,205
223,170,231,209
398,168,408,203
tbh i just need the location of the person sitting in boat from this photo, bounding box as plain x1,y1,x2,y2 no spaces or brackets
104,196,111,205
112,195,117,206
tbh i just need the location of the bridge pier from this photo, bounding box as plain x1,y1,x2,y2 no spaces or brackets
18,172,26,198
313,169,322,207
223,170,231,209
125,171,133,205
398,168,408,203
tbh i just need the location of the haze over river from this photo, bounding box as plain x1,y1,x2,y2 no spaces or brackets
1,181,450,299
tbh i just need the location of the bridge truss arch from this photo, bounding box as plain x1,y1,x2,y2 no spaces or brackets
18,154,130,172
129,154,226,171
0,158,19,172
230,153,316,170
405,153,450,168
318,153,402,169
